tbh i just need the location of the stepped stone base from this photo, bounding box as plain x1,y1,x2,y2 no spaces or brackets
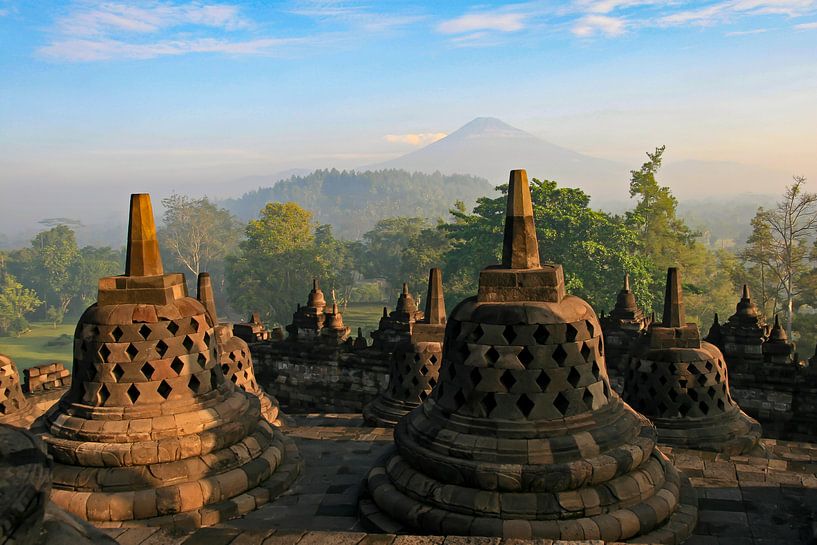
653,408,764,456
363,396,418,428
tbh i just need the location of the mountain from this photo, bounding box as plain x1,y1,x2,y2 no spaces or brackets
369,117,632,200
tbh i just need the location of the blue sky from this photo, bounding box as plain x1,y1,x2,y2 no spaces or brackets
0,0,815,207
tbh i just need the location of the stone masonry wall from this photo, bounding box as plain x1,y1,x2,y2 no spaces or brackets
250,341,390,412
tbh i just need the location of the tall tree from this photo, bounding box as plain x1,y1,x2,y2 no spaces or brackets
0,273,42,336
25,225,80,321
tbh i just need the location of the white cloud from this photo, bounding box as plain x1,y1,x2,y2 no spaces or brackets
795,20,817,27
572,0,658,14
0,9,8,17
725,27,770,34
290,1,423,32
437,11,528,34
659,0,817,26
384,132,447,146
572,14,627,36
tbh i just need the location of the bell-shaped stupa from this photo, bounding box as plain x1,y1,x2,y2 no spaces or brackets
197,273,282,426
361,170,697,542
600,273,646,372
371,283,425,352
0,353,35,427
364,268,447,426
39,194,300,527
622,268,762,455
719,285,766,368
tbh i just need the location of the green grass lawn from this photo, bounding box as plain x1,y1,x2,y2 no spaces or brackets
0,322,75,371
340,302,387,337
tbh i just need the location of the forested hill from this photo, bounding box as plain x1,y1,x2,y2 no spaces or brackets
222,168,493,239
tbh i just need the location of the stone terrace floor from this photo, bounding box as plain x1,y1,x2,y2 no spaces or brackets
104,414,817,545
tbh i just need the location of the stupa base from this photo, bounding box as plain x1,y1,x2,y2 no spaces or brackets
655,409,763,456
360,446,698,543
363,396,419,428
50,430,301,530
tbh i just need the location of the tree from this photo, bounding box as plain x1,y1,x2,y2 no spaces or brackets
741,212,778,318
25,225,80,320
72,246,123,307
440,178,654,312
0,273,42,336
359,217,429,290
744,176,817,338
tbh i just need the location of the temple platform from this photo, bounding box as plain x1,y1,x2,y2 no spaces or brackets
102,413,817,545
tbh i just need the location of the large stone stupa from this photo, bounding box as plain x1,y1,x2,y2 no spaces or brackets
622,268,762,455
38,194,300,528
361,170,697,542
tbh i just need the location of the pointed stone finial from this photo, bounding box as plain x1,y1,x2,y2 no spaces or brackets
624,273,630,291
662,267,685,328
196,273,218,324
358,327,363,337
742,284,750,300
382,306,388,318
769,314,788,342
125,193,163,277
713,312,720,325
423,268,446,325
314,278,320,291
402,282,409,295
501,169,541,269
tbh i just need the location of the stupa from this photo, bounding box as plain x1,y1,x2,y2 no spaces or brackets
320,302,351,345
364,268,447,427
234,312,270,343
719,285,766,369
286,279,327,340
763,314,796,365
39,194,300,527
622,268,762,455
0,353,35,427
197,273,281,426
370,283,424,352
362,170,697,542
600,273,646,372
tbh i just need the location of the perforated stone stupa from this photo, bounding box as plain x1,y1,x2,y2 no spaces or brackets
362,170,697,542
38,194,300,527
364,268,447,427
622,268,762,455
0,353,34,427
197,273,281,426
716,285,766,369
286,279,327,341
600,273,646,372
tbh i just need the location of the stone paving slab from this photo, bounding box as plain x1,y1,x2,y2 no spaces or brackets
108,413,817,545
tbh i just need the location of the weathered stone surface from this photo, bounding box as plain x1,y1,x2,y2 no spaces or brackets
361,169,696,543
600,274,646,373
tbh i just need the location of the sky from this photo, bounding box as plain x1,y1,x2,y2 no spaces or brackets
0,0,816,236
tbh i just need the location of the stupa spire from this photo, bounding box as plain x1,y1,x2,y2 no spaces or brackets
662,267,686,327
196,272,218,324
125,193,163,277
423,268,446,325
624,272,630,291
501,169,540,269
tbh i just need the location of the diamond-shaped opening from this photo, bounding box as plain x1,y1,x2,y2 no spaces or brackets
419,390,428,400
98,384,110,405
229,351,237,362
126,343,139,361
429,377,437,388
582,388,594,409
157,380,172,399
182,335,195,351
717,399,725,411
112,326,124,342
591,361,601,380
171,357,184,375
689,389,699,401
458,342,470,362
156,340,169,358
533,325,550,344
429,354,438,364
668,363,677,373
707,386,717,398
500,369,517,391
112,364,125,381
420,365,429,376
714,372,721,383
210,368,218,389
567,367,581,388
453,389,466,408
188,374,201,393
231,374,238,383
221,364,230,374
699,401,710,415
198,353,208,366
482,392,497,415
517,346,534,366
678,402,691,417
141,362,155,380
603,381,610,398
412,376,419,386
516,393,535,417
470,367,482,387
586,320,595,338
554,392,570,415
98,344,112,362
414,353,422,362
0,403,5,415
668,389,678,401
657,400,668,413
566,323,578,342
237,360,244,370
139,324,151,340
580,342,592,362
679,378,688,388
191,317,200,332
167,321,179,335
404,364,412,374
552,345,568,366
502,325,517,345
203,332,211,347
485,346,500,364
705,361,713,372
536,370,551,391
650,362,658,373
697,374,707,386
127,383,140,403
470,324,484,342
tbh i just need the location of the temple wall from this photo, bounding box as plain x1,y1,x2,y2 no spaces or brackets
250,341,390,412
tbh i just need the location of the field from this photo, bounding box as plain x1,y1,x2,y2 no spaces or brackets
340,302,387,337
0,322,75,371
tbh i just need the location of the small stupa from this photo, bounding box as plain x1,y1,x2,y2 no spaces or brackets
622,268,762,455
763,314,796,365
286,278,327,340
370,283,425,352
364,267,447,426
38,194,300,527
361,170,697,541
719,285,766,368
600,273,646,372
